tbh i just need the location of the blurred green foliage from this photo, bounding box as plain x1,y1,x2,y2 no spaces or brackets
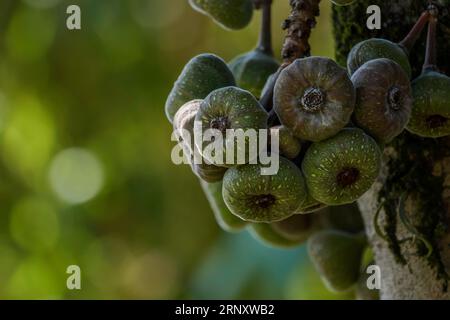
0,0,339,299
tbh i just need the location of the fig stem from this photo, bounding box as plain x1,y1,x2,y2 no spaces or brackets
398,11,430,53
256,0,274,56
423,13,439,73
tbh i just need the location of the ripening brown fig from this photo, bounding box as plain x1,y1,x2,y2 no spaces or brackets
351,58,413,143
347,11,431,77
274,57,355,142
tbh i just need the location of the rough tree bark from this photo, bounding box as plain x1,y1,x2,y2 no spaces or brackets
333,0,450,299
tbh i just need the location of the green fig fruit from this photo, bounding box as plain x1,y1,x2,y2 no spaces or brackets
307,230,366,292
165,54,235,123
222,157,308,222
285,251,356,300
249,214,315,248
173,100,227,182
302,128,381,205
271,125,302,160
351,58,413,143
195,86,268,167
347,38,412,78
321,202,365,234
274,57,355,142
200,180,247,232
189,0,254,31
229,49,280,98
406,70,450,138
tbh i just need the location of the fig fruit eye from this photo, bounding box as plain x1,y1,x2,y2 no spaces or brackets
210,116,230,133
426,115,448,128
387,86,403,111
307,230,367,292
302,128,381,206
406,16,450,138
222,157,308,223
336,167,360,188
407,71,450,137
252,194,277,209
166,54,235,123
300,87,326,113
195,86,268,167
274,57,355,142
351,58,413,143
189,0,254,31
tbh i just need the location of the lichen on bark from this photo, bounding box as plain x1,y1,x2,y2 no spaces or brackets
333,0,450,299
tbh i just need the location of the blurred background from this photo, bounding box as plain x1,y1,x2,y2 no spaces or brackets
0,0,351,299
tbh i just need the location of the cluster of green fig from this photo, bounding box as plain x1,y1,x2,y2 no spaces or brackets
166,2,449,297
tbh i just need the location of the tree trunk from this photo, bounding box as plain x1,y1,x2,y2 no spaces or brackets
333,0,450,299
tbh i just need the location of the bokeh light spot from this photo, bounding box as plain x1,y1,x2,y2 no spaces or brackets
1,95,56,185
49,148,104,204
10,197,60,252
0,92,9,133
121,251,180,299
6,7,56,62
7,256,64,299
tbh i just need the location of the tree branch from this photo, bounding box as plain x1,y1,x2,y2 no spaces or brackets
281,0,321,64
